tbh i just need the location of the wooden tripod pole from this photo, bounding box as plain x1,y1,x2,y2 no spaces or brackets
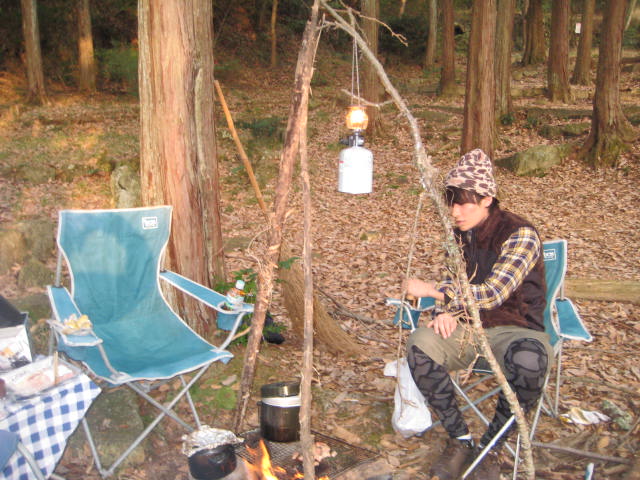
214,80,268,216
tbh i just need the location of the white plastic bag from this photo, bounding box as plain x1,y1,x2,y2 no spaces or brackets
384,358,432,438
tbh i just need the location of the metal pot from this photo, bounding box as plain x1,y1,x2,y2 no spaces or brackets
188,443,237,480
259,381,300,443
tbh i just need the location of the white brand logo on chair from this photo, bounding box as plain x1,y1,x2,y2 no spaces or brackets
141,216,158,230
543,249,556,261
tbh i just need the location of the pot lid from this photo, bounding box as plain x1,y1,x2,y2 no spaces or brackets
260,381,300,398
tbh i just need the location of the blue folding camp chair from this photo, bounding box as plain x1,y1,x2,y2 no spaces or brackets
388,239,592,478
47,206,253,478
456,239,593,478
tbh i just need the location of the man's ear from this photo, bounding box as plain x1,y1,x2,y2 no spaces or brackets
480,196,493,208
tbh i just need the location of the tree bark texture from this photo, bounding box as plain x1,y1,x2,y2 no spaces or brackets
571,0,595,85
461,0,496,159
439,0,456,96
547,0,572,102
270,0,278,68
495,0,516,120
233,7,322,433
20,0,46,104
522,0,545,65
579,0,637,168
362,0,382,136
424,0,437,67
77,0,96,92
297,58,316,480
138,0,226,335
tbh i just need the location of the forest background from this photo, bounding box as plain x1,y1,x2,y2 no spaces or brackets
0,0,639,479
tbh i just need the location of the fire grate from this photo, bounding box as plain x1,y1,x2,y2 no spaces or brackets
235,429,379,478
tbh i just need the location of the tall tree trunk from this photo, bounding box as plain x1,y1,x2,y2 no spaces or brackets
522,0,545,65
77,0,96,92
547,0,571,102
461,0,496,159
20,0,46,104
270,0,278,68
424,0,437,67
495,0,516,120
362,0,382,136
138,0,226,335
571,0,595,85
438,0,456,96
578,0,637,168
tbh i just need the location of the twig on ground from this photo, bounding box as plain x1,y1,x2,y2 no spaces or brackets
532,441,634,465
317,286,378,324
559,375,640,396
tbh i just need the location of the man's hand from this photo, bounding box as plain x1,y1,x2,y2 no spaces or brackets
403,279,444,301
427,313,457,338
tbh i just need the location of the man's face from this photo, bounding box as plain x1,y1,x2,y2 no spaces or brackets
449,197,492,231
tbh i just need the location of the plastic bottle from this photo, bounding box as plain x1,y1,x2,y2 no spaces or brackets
223,280,246,311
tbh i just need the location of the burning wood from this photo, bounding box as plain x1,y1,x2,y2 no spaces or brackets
291,441,337,467
244,439,331,480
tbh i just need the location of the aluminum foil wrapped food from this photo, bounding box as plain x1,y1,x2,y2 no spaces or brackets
182,426,242,457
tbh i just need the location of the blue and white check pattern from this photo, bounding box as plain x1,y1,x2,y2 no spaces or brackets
1,373,100,480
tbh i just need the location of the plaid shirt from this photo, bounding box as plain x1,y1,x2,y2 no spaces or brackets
434,226,541,315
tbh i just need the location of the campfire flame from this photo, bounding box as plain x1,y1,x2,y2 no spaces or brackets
244,439,329,480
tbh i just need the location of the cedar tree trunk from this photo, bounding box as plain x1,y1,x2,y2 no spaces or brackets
425,0,437,67
495,0,516,120
578,0,637,168
461,0,496,159
138,0,226,335
77,0,96,92
362,0,383,136
270,0,278,68
20,0,46,104
571,0,595,85
547,0,571,102
522,0,545,65
439,0,456,96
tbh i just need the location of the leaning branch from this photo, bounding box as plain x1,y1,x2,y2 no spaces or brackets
319,2,535,478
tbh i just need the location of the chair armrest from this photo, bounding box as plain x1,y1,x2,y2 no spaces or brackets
160,271,254,349
385,296,435,312
160,271,254,313
386,296,435,331
47,286,102,347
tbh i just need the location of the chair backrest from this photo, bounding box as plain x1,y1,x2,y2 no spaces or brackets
57,206,172,328
542,239,568,348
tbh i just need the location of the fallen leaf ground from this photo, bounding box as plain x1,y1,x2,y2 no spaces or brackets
1,48,639,479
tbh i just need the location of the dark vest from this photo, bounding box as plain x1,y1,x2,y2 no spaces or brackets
456,209,546,331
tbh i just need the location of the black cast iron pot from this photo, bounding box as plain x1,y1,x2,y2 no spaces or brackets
188,443,237,480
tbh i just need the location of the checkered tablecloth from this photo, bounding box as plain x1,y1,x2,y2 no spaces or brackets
1,373,100,480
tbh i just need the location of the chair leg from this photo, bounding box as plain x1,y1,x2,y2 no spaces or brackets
16,441,46,480
461,415,515,479
180,375,202,429
82,417,107,477
554,344,563,417
511,434,521,480
529,372,551,440
83,367,210,478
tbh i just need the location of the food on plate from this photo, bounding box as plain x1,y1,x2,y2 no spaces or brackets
1,358,75,397
63,314,92,332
